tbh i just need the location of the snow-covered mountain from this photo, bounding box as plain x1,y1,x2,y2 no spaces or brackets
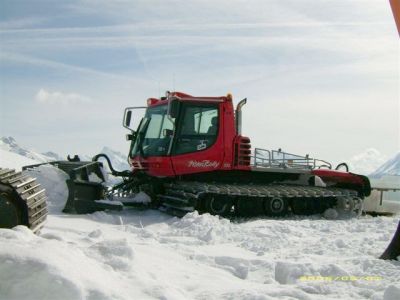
41,151,64,161
0,148,39,170
0,136,129,173
0,136,59,163
345,148,387,175
370,152,400,178
99,146,130,171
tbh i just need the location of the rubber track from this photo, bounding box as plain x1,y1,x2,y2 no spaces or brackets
0,168,48,233
159,181,358,215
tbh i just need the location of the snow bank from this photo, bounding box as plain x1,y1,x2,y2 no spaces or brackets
23,165,69,214
2,211,400,300
0,226,144,300
384,285,400,300
171,211,233,243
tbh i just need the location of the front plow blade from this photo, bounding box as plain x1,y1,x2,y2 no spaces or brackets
23,160,123,214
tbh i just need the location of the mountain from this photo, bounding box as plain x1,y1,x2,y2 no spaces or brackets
0,136,129,173
345,148,387,175
98,146,130,171
0,148,39,170
0,136,58,163
369,152,400,178
41,151,63,161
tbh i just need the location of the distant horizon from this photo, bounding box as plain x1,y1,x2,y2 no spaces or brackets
1,134,399,177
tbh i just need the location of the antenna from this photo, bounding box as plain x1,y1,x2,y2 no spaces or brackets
173,73,175,92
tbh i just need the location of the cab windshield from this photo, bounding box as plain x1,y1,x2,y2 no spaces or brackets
131,105,174,157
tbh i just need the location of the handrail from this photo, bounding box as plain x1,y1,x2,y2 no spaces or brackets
253,147,332,170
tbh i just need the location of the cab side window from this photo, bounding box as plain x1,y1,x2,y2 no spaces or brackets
174,104,219,155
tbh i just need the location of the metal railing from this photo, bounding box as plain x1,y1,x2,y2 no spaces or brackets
252,148,332,170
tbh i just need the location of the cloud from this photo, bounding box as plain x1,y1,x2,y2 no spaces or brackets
1,52,154,86
0,17,47,30
35,88,92,105
1,0,398,160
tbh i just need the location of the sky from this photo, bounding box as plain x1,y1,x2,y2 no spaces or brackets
0,0,399,165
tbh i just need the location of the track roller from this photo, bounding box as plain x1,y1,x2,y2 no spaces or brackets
203,195,232,216
263,197,289,217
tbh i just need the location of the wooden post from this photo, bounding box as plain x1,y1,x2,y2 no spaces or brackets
389,0,400,36
380,221,400,260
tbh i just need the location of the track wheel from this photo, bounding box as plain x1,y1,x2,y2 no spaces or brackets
264,197,288,217
0,190,22,229
204,195,232,216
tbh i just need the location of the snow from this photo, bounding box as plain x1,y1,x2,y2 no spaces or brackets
2,208,400,300
0,136,130,172
1,144,400,300
346,148,388,175
0,148,39,170
95,199,123,206
370,152,400,178
25,165,70,213
0,136,57,163
99,146,130,172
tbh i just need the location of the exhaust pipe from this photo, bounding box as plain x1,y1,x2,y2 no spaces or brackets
236,98,247,135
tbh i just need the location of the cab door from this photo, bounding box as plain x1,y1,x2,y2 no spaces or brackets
170,102,224,175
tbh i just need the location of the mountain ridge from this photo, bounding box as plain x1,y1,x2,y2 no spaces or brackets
0,136,130,171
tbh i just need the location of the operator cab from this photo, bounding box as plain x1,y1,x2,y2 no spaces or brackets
127,98,220,158
174,104,218,154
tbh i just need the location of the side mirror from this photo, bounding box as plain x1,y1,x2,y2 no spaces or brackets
122,106,146,131
125,110,132,127
168,99,179,118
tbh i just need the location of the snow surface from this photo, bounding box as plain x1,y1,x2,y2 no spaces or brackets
1,146,400,300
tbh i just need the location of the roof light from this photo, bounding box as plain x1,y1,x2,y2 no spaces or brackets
147,98,159,106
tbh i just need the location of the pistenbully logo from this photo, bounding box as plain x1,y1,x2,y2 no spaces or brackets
188,160,220,168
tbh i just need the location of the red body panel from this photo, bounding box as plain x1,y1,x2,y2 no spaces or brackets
131,156,175,177
312,169,364,186
131,92,240,176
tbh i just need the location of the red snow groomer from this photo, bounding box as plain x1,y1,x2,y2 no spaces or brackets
116,91,371,217
2,92,371,233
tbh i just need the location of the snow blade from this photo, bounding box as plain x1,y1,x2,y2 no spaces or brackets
380,221,400,260
24,159,123,214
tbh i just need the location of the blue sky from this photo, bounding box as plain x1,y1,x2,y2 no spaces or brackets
0,0,398,165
